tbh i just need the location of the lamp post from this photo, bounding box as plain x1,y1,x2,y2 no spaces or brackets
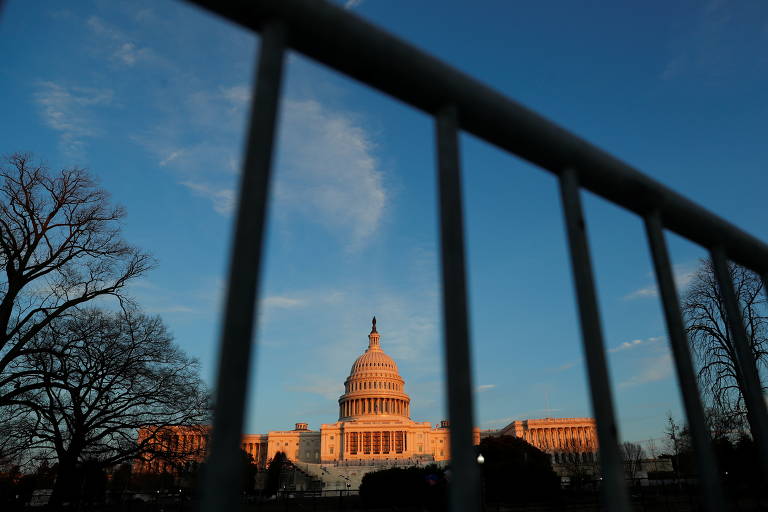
477,453,486,511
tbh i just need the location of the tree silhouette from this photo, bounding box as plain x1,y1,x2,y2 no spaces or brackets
11,307,208,507
0,153,152,409
682,258,767,431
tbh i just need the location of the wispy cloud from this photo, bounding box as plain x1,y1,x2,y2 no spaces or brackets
180,181,235,215
86,16,156,67
608,336,664,354
344,0,363,9
624,263,697,300
275,99,386,251
476,384,496,393
549,359,580,373
33,81,114,157
262,296,306,309
619,353,673,388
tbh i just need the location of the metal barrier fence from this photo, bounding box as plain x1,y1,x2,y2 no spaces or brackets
186,1,768,511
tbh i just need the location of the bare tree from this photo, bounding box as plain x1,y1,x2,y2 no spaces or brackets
682,258,767,431
621,442,645,481
10,307,209,506
0,153,152,407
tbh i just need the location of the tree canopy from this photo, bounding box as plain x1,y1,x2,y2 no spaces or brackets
477,435,560,503
10,307,209,505
0,153,152,407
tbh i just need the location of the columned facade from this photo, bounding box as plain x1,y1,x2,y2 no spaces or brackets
496,417,599,464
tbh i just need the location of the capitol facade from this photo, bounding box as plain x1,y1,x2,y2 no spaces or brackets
136,318,598,482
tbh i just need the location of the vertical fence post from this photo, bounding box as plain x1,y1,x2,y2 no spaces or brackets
558,168,631,512
644,211,727,511
710,247,768,481
435,105,481,512
200,21,285,512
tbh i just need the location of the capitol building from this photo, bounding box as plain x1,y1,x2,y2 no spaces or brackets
241,317,460,468
137,318,598,486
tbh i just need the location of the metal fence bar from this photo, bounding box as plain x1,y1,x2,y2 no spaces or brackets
710,247,768,480
558,168,630,512
188,0,768,276
200,21,285,512
643,211,727,511
435,106,481,512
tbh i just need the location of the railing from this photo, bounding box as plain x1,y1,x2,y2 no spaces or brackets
186,1,768,511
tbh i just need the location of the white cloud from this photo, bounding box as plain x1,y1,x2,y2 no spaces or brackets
476,384,496,392
180,181,235,215
344,0,363,9
113,42,152,66
87,16,155,67
133,77,388,249
159,150,184,167
221,85,250,107
619,353,673,388
274,99,386,250
550,359,580,372
262,296,305,309
33,81,113,157
608,336,663,353
624,264,697,300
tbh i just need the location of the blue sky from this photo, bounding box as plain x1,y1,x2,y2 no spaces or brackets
1,0,767,450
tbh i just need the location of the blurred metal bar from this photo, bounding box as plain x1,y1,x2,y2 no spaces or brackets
188,0,768,277
644,211,727,511
435,106,481,512
200,21,285,512
710,248,768,480
558,168,630,512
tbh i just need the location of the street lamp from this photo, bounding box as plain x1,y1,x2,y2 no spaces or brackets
476,453,485,511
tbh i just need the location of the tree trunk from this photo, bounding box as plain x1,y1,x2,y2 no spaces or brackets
49,454,79,509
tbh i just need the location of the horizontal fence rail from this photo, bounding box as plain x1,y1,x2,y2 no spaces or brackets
186,1,768,511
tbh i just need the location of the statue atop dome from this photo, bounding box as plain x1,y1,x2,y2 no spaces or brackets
371,315,377,333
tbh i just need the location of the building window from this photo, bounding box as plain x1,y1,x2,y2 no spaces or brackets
330,446,334,454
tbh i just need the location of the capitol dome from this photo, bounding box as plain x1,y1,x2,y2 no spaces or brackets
338,317,411,420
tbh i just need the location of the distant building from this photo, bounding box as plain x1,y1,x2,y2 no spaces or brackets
492,417,598,464
135,318,598,484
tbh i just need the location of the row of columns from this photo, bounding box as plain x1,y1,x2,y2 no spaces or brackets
348,381,402,392
137,433,208,473
522,426,597,451
156,433,208,455
345,430,407,455
242,442,266,467
341,397,409,417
